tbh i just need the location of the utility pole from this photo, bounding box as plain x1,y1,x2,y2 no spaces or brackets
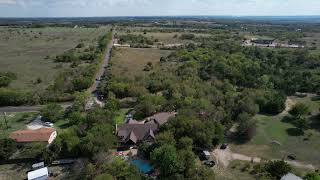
2,112,8,130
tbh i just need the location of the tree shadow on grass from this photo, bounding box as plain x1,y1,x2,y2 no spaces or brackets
281,115,294,123
309,114,320,132
286,128,304,136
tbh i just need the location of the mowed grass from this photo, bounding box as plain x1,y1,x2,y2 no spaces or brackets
230,96,320,167
0,112,37,139
0,26,110,91
110,48,172,79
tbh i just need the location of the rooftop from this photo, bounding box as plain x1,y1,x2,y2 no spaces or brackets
9,128,56,143
27,167,48,180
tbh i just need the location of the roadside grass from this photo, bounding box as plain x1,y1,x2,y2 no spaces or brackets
0,112,37,139
110,48,172,79
230,96,320,167
0,26,110,91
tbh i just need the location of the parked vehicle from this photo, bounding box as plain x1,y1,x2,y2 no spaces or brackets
44,122,54,127
203,160,215,167
220,143,228,150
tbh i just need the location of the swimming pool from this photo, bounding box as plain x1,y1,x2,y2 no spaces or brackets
130,159,153,173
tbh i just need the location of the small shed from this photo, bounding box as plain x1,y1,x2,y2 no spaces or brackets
27,167,49,180
281,173,302,180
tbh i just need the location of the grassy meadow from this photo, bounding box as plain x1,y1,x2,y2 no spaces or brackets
0,26,109,91
110,47,172,79
230,96,320,167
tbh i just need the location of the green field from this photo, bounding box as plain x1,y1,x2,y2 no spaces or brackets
230,96,320,167
0,26,109,91
111,47,172,79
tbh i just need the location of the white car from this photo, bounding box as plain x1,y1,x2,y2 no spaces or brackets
44,122,54,127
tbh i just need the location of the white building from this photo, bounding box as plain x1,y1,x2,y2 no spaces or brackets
28,167,49,180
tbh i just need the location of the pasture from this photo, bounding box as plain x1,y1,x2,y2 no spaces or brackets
230,96,320,168
0,26,109,91
110,47,172,79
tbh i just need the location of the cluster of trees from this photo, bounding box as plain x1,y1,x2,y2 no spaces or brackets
179,33,196,40
42,93,118,162
139,132,215,179
252,160,292,179
287,103,311,132
118,34,154,46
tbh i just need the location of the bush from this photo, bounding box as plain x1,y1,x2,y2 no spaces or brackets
180,33,195,40
0,138,17,160
264,160,292,178
40,103,64,122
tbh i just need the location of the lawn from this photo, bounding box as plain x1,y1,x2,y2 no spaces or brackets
114,108,131,125
215,161,256,180
0,26,109,91
0,112,37,139
230,96,320,167
110,48,172,79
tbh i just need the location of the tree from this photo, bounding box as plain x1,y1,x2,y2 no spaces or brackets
94,173,113,180
264,160,292,178
80,124,116,157
304,173,320,180
0,138,17,160
151,144,181,177
41,103,64,122
289,103,310,118
101,157,141,180
237,116,256,141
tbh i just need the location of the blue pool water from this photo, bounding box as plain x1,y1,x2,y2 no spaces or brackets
130,159,153,173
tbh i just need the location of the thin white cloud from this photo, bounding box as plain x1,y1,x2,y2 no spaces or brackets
0,0,16,4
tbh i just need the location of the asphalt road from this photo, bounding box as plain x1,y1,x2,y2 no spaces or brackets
0,103,72,113
88,32,114,94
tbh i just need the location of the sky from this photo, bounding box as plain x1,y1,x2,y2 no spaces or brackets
0,0,319,17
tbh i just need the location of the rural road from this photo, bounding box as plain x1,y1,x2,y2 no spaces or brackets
0,103,72,113
88,31,114,94
0,31,114,113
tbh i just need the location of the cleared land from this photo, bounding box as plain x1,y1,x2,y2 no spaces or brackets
0,26,109,91
110,47,172,79
230,96,320,168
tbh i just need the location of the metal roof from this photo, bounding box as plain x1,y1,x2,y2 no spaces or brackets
27,167,48,180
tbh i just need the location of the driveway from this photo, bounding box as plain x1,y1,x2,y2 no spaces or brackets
211,147,316,170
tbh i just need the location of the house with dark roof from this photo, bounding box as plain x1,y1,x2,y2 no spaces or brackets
116,112,176,146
